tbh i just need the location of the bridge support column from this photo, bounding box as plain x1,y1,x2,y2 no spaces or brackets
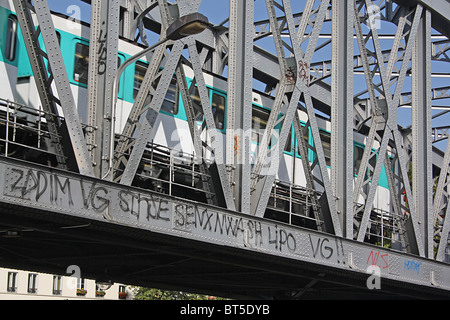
331,0,354,239
412,9,433,258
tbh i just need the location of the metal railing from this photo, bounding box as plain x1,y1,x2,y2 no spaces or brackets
353,203,409,252
114,136,216,202
0,99,65,163
266,179,324,230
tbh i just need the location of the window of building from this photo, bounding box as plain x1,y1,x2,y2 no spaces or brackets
77,278,85,289
7,272,17,292
27,273,38,294
52,275,62,295
5,15,18,61
118,285,127,299
73,42,89,85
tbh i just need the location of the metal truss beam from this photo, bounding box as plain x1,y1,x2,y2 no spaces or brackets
226,0,253,213
331,0,354,239
118,41,185,186
86,0,120,179
352,1,425,256
2,157,450,296
393,0,450,37
250,0,342,237
412,9,433,258
12,0,94,177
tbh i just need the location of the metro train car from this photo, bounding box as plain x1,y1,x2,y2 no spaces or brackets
0,0,394,236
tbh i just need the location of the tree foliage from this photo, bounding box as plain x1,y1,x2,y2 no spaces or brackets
132,287,225,300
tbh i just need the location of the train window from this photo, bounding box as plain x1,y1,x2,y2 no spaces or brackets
294,124,310,159
133,61,148,98
190,86,204,121
161,77,179,115
73,42,89,85
319,130,331,167
212,93,225,130
368,151,377,177
252,107,269,144
284,128,292,152
188,86,224,129
133,63,178,114
303,126,310,149
55,31,61,46
5,15,18,61
74,43,121,86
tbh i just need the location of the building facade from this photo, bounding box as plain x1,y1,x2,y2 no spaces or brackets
0,267,132,300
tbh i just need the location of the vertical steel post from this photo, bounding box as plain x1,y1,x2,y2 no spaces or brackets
331,0,354,239
227,0,253,213
87,0,120,179
412,9,433,258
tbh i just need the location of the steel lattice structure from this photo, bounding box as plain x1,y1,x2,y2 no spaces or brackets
0,0,449,299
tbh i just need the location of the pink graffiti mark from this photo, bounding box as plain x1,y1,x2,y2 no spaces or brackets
366,250,389,269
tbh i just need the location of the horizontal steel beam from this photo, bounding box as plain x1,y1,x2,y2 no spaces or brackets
393,0,450,37
1,156,450,294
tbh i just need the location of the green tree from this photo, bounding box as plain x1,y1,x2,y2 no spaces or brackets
132,287,225,300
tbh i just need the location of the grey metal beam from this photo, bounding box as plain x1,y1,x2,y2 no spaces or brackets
250,0,298,218
226,0,253,213
355,1,424,256
11,0,67,170
86,0,120,179
293,111,325,232
412,9,433,259
119,41,185,186
250,0,342,237
112,44,168,181
33,0,94,177
113,0,172,182
175,63,216,206
393,0,450,38
12,0,94,177
331,0,354,239
186,37,236,211
3,157,450,294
